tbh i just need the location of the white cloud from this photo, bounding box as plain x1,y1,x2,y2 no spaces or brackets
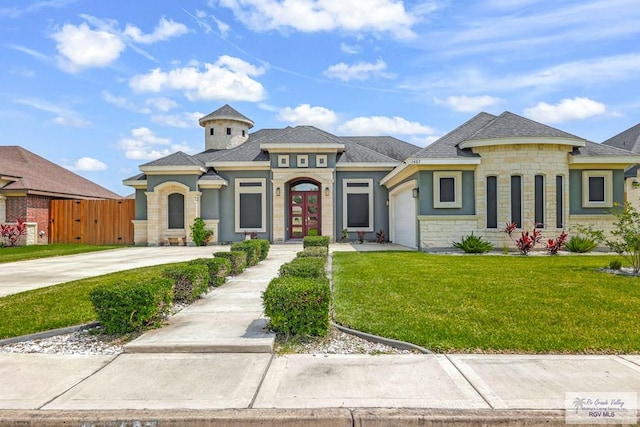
146,97,178,112
123,17,188,44
340,42,361,54
277,104,338,128
323,59,393,82
524,97,607,123
69,157,108,171
129,56,267,102
13,97,89,127
151,112,204,128
117,127,198,160
51,22,125,73
338,116,434,136
436,95,501,113
217,0,418,39
102,90,151,113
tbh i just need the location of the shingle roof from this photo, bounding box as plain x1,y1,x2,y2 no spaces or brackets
141,151,205,167
411,112,495,159
198,104,254,128
343,136,421,161
572,141,637,157
602,122,640,153
0,146,120,198
469,112,582,141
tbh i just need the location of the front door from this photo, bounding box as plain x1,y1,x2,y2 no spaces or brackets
289,184,321,239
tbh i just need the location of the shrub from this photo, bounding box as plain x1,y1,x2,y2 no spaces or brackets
357,230,366,243
564,235,598,253
297,246,329,258
163,264,209,303
452,232,493,254
190,217,213,246
90,278,173,334
303,235,330,248
0,218,27,247
307,229,319,236
231,240,262,266
189,258,230,287
375,229,386,244
609,259,623,270
214,251,247,275
504,222,543,255
341,228,349,242
256,239,270,261
279,257,326,279
546,231,568,255
263,276,331,337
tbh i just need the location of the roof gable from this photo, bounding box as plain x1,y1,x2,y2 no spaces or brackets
0,146,120,198
468,111,582,141
602,122,640,153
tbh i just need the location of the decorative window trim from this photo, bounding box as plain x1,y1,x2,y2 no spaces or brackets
343,178,373,232
582,170,613,208
316,155,327,168
433,171,462,208
234,178,266,233
278,155,289,168
297,155,308,168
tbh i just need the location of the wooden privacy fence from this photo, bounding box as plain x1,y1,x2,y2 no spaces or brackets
50,199,135,245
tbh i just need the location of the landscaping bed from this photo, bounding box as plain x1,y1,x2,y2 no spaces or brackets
332,252,640,354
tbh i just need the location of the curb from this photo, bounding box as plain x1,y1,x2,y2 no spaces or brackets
0,322,100,346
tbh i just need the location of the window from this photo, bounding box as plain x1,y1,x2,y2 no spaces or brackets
556,175,564,228
226,127,231,135
167,193,184,229
486,176,497,229
278,155,289,168
210,128,214,136
582,171,612,208
297,155,308,168
343,179,373,231
510,175,522,228
535,175,544,228
433,171,462,208
242,130,246,137
316,155,327,168
235,179,266,232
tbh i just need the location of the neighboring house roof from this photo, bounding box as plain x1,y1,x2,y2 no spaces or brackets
602,122,640,153
0,146,120,199
198,104,254,128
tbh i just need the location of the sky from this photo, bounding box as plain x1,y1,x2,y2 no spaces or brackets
1,0,639,196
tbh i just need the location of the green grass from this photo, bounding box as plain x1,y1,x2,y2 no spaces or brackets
332,252,640,354
0,244,124,264
0,263,185,339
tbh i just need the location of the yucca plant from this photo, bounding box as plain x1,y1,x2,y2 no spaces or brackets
452,232,493,254
564,235,597,253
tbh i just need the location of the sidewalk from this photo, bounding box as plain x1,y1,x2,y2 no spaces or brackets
0,244,639,425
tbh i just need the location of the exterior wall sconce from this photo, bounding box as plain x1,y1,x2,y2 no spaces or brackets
633,180,640,189
325,187,330,196
276,187,281,196
412,188,419,198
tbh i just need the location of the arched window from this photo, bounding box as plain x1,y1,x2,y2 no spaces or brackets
168,193,184,229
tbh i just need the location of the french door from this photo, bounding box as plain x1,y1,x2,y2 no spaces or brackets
289,191,321,239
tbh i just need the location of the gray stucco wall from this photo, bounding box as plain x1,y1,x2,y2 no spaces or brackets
216,170,271,242
569,169,624,215
270,152,337,169
335,170,390,241
200,188,220,219
417,170,476,215
147,174,199,191
135,189,147,220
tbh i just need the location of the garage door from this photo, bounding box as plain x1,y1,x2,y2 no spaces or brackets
392,188,416,248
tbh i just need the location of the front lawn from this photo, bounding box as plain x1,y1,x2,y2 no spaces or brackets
0,244,123,264
0,263,183,339
332,252,640,353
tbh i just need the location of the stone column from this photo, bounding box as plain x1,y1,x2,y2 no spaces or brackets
272,179,286,242
0,194,5,223
145,191,160,246
184,191,202,246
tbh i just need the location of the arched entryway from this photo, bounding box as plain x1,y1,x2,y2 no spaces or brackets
289,179,321,239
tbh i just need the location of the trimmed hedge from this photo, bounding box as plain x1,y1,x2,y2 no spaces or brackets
231,240,262,266
214,251,247,275
163,264,209,303
303,235,330,248
189,257,231,287
279,256,326,279
90,278,173,334
263,276,331,337
296,246,328,258
256,239,270,261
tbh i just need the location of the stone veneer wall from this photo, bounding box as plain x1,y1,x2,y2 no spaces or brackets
418,144,616,250
144,182,202,246
0,195,5,223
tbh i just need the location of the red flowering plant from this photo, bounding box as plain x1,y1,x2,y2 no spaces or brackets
504,222,543,255
0,218,27,247
546,231,568,255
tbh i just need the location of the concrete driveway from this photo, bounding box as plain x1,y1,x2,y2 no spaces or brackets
0,246,219,297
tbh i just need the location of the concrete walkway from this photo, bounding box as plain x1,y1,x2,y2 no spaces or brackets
0,244,639,425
